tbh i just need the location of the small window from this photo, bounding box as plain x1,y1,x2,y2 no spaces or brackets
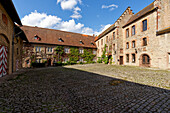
35,47,38,52
113,32,115,40
2,14,8,25
64,58,69,63
101,39,103,45
132,25,135,35
80,40,83,44
79,48,84,54
106,36,108,43
93,50,96,54
132,54,136,63
113,44,115,50
39,47,41,52
132,41,136,48
17,48,19,55
126,28,129,38
47,47,53,52
126,54,129,63
142,20,147,31
64,48,69,53
79,58,84,62
143,38,147,46
58,38,63,42
26,60,29,64
126,42,129,49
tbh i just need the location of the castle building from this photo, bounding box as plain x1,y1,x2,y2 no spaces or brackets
95,0,170,69
21,26,97,67
0,0,28,77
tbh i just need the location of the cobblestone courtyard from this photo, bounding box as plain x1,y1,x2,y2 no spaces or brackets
0,65,169,112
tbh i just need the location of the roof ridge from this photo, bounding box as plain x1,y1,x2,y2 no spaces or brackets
21,25,94,38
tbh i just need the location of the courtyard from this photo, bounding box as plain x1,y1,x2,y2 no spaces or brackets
0,64,169,112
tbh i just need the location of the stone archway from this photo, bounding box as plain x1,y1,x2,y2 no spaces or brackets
140,54,151,67
0,34,10,76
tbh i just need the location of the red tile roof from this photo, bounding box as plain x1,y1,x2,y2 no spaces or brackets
21,25,97,48
123,3,156,28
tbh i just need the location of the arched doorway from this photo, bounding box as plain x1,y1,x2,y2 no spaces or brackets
0,34,9,77
140,54,151,67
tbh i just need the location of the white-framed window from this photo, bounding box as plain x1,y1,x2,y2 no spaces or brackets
47,47,53,52
132,41,135,48
64,58,69,63
79,48,84,54
93,50,96,54
35,46,41,52
79,58,84,62
64,48,70,53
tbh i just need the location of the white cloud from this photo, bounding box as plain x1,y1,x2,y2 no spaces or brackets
21,10,62,28
57,0,82,10
94,24,111,36
102,4,118,11
70,7,82,19
21,10,92,35
21,11,112,36
57,0,82,19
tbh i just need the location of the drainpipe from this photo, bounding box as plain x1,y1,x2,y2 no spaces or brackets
12,26,15,73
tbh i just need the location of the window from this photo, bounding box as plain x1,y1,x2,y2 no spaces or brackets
113,32,115,40
47,47,53,52
35,47,40,52
93,50,96,54
2,14,8,25
143,38,147,46
113,44,115,51
64,48,69,53
17,48,19,55
132,54,136,63
142,20,147,31
126,42,129,49
39,47,41,52
64,58,69,63
126,54,129,63
106,36,108,43
79,58,84,62
126,28,129,38
79,48,84,54
132,25,135,35
101,39,103,45
132,41,136,48
169,53,170,64
26,60,29,64
80,40,83,44
143,54,150,64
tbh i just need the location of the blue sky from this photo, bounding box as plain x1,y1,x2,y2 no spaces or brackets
12,0,154,35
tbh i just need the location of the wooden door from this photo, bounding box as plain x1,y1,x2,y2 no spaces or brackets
120,56,123,65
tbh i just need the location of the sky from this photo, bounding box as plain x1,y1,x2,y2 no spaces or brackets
12,0,154,36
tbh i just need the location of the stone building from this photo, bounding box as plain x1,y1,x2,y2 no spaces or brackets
0,0,28,77
21,26,97,67
95,0,170,69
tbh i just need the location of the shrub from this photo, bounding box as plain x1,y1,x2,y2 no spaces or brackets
97,57,102,63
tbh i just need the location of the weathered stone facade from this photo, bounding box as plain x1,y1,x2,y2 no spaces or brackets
0,1,28,76
21,26,97,68
95,0,170,69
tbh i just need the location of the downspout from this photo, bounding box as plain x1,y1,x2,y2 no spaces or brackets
12,26,15,73
156,7,159,31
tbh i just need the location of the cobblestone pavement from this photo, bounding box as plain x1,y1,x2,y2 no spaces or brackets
0,66,169,113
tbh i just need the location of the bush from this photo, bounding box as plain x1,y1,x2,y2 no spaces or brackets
97,57,102,63
103,57,109,64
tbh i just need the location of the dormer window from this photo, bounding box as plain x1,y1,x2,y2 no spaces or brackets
58,38,63,42
91,42,94,45
80,40,83,44
34,35,41,41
